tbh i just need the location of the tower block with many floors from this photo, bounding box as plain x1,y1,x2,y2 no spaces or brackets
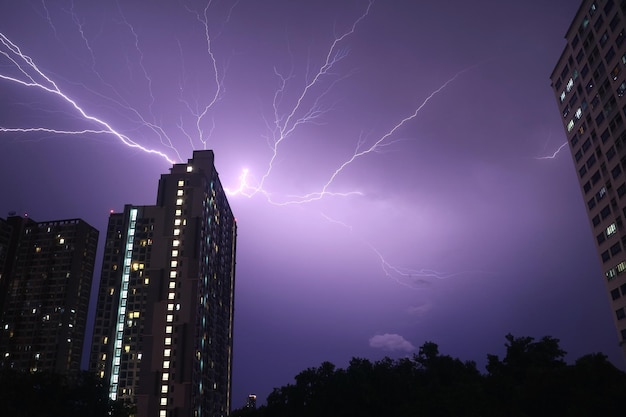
551,0,626,360
90,150,237,417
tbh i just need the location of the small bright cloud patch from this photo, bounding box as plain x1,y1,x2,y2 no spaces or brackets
369,333,415,352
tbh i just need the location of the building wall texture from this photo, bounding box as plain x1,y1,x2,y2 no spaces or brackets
551,0,626,360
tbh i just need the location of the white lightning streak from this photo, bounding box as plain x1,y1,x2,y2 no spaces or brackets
535,141,568,160
256,0,375,192
0,33,175,164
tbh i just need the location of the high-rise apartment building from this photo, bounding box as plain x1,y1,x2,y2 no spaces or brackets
90,150,237,417
551,0,626,359
0,215,99,373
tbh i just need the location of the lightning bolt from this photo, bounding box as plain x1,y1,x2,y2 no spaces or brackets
319,212,489,289
535,141,568,160
0,33,176,164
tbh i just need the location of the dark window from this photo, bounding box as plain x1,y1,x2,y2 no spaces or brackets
594,15,605,32
619,81,626,97
598,232,607,244
571,134,579,146
596,111,606,126
611,288,621,300
612,164,623,179
621,283,626,295
600,31,610,47
587,154,597,168
610,14,621,31
591,170,602,184
602,250,611,262
616,308,625,320
618,183,626,197
581,64,590,78
610,242,622,255
584,181,593,193
573,34,581,49
576,149,584,161
593,215,602,226
606,47,616,64
602,205,612,219
583,138,592,152
621,329,626,341
580,165,588,178
588,197,597,209
605,0,615,14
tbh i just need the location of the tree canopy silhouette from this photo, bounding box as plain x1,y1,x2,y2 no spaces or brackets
232,334,626,417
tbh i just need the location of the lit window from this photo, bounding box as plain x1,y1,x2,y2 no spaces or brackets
170,271,177,279
169,282,176,289
166,326,173,333
176,199,183,206
103,336,108,344
187,165,193,172
567,120,575,132
175,209,182,216
173,240,180,247
174,219,181,226
163,360,170,369
177,190,184,196
168,293,175,300
177,180,184,186
173,228,180,236
171,260,178,268
165,337,172,345
124,345,130,353
138,353,142,360
59,238,65,244
176,304,181,311
144,278,150,285
166,314,174,323
168,304,174,311
560,91,566,102
164,349,171,357
607,223,618,236
161,385,169,393
566,78,574,92
171,250,178,257
160,398,168,406
162,372,169,380
132,263,139,271
160,411,167,417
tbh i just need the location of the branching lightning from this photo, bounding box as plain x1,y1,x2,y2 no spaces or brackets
0,33,176,163
1,1,482,287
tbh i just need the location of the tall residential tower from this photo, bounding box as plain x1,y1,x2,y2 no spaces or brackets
0,215,98,373
90,150,237,417
551,0,626,360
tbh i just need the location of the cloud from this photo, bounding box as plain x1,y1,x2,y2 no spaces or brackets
369,333,416,352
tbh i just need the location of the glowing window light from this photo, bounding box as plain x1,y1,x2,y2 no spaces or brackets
166,326,173,334
162,372,169,381
177,180,184,186
109,207,138,401
160,398,168,406
166,314,174,323
176,198,183,206
168,293,175,300
177,189,184,196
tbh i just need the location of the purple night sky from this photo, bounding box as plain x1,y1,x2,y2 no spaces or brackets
0,0,621,408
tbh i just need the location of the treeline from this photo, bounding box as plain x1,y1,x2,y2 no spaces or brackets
0,369,134,417
232,334,626,417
